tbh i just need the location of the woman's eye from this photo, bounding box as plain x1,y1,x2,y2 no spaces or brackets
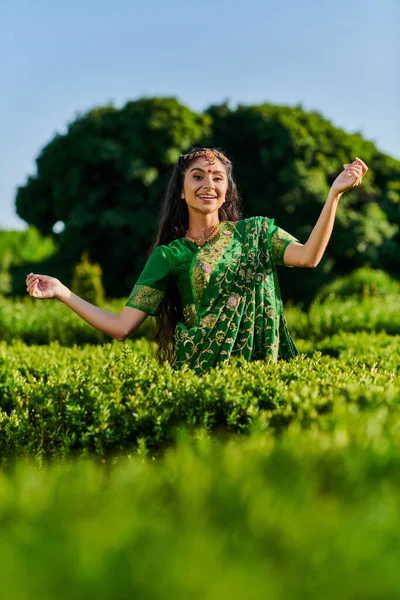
193,175,202,180
214,177,223,182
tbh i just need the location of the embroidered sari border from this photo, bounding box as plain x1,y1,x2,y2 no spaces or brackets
126,284,165,315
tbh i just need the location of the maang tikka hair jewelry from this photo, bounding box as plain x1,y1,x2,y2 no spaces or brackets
180,149,231,165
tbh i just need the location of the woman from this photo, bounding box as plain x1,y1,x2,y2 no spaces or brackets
26,148,368,375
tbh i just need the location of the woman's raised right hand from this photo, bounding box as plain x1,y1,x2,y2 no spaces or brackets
26,273,66,300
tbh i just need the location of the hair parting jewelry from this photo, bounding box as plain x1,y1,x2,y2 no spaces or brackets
180,149,231,166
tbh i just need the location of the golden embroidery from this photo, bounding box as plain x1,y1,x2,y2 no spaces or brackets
271,227,297,265
126,284,165,314
201,313,217,328
191,221,236,307
183,304,197,327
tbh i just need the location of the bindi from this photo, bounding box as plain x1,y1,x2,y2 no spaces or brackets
208,169,211,173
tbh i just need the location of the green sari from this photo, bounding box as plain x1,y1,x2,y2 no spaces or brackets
126,217,299,375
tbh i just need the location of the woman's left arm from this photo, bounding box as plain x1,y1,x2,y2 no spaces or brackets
284,157,368,268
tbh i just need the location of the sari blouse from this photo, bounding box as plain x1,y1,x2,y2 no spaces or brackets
126,217,299,374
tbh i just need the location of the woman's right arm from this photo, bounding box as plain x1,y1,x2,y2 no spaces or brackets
26,274,148,341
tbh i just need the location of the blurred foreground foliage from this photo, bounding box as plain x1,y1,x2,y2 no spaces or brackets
1,383,400,598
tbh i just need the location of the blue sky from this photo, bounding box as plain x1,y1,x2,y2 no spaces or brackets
1,0,399,229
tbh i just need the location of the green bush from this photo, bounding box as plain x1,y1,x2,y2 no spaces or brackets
0,250,12,295
0,227,56,265
71,252,105,305
316,266,400,302
0,294,399,347
0,296,155,345
285,294,400,339
0,334,398,462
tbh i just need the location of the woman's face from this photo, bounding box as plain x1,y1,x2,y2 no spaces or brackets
181,157,228,218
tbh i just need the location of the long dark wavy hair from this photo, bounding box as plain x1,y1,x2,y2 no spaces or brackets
149,148,243,364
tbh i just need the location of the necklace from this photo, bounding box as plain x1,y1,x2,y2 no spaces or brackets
185,223,220,247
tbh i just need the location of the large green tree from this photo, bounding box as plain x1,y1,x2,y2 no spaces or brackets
15,97,400,302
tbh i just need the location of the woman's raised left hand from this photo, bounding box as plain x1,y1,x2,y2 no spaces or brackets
331,157,368,195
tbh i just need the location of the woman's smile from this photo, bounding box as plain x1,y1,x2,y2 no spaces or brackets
198,194,218,202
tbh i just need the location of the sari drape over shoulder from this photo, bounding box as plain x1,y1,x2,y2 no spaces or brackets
126,217,299,375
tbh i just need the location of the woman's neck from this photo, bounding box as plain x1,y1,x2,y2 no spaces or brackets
187,213,220,236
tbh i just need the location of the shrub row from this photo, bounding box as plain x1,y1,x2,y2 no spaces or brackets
2,425,400,599
1,294,399,346
315,266,400,301
296,330,400,370
0,296,154,345
286,294,400,339
0,334,398,462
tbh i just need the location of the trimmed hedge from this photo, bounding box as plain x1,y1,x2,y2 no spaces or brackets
286,294,400,339
316,266,400,302
1,295,399,346
0,334,398,462
0,296,155,345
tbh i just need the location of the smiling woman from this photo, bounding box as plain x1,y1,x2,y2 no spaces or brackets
26,147,368,375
